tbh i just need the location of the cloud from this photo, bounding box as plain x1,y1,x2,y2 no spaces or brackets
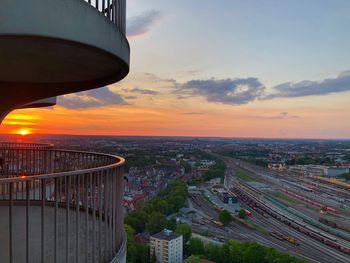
182,112,204,115
172,70,350,105
125,87,160,95
175,77,265,105
127,10,161,38
265,71,350,99
58,87,125,109
124,95,138,100
265,112,299,119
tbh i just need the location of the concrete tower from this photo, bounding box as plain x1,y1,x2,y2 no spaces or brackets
0,1,130,262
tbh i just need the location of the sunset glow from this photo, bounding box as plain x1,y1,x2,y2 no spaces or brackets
17,128,31,136
0,1,349,139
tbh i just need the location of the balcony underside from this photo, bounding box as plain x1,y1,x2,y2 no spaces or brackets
0,35,128,109
19,97,57,109
0,0,130,111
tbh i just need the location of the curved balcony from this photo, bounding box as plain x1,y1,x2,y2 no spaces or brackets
0,143,126,263
0,0,130,113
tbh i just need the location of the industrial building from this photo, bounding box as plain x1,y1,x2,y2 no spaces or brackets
289,165,349,177
218,191,238,204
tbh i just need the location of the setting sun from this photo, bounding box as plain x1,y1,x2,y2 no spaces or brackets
18,129,30,136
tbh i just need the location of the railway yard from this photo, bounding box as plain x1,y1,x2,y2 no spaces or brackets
187,156,350,263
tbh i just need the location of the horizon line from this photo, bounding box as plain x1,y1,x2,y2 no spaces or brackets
0,133,349,141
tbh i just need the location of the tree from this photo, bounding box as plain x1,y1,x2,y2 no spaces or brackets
124,224,137,263
203,159,227,182
124,209,148,233
205,243,221,262
135,243,150,263
221,240,243,263
239,209,247,219
175,224,192,244
185,255,201,263
181,160,192,173
241,241,269,263
166,216,177,231
219,210,232,226
151,197,169,215
188,237,205,256
147,212,167,234
150,251,157,263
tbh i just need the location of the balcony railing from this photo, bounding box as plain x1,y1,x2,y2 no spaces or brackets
85,0,126,34
0,142,54,150
0,143,125,263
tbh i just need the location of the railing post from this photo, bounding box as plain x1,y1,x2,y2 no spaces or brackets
66,176,70,263
76,174,80,263
54,177,58,263
41,179,46,263
9,182,13,263
26,181,30,263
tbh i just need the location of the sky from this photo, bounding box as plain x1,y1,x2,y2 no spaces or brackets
2,0,350,138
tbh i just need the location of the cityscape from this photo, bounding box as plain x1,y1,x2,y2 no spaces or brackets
1,134,349,262
0,1,350,263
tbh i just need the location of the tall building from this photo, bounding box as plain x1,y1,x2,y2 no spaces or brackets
0,0,130,262
150,229,183,263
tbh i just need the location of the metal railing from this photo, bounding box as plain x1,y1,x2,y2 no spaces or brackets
0,143,125,263
0,142,54,150
84,0,126,34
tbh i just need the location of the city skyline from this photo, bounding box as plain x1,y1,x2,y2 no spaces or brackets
2,0,350,139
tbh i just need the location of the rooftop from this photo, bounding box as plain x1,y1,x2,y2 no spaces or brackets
151,229,182,241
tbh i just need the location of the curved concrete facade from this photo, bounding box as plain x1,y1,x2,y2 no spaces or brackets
0,0,130,112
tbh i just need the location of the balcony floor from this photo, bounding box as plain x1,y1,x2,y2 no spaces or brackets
0,205,111,263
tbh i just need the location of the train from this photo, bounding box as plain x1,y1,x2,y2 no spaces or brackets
264,195,350,242
269,231,299,245
281,179,313,192
244,209,252,217
313,176,350,191
232,215,255,230
213,220,224,227
319,217,337,228
231,184,350,255
269,231,284,241
234,181,350,241
281,189,338,214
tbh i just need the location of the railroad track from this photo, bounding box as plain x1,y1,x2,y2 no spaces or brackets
230,181,350,256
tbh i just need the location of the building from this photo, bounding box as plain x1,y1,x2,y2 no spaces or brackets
326,167,349,177
0,0,130,262
289,165,306,176
289,165,349,177
211,186,238,205
218,192,238,204
268,162,286,171
150,229,183,263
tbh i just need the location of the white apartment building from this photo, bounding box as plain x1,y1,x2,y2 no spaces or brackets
150,229,183,263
